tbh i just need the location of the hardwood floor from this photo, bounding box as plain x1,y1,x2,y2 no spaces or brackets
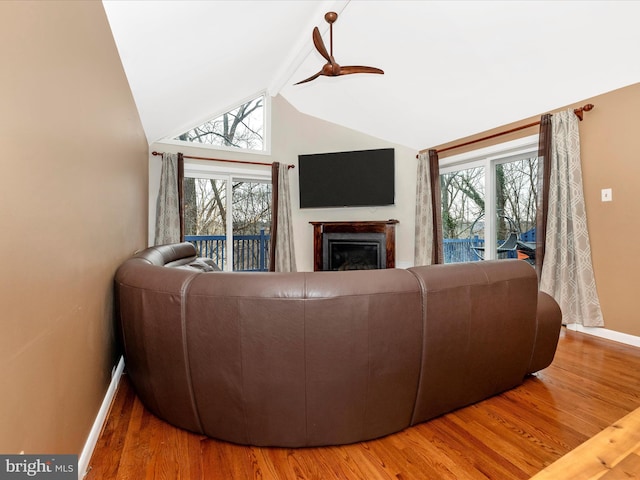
85,329,640,479
531,404,640,479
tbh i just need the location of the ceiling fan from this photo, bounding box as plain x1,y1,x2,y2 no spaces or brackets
294,11,384,85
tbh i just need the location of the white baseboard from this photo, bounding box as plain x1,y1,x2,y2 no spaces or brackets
565,324,640,348
79,356,125,479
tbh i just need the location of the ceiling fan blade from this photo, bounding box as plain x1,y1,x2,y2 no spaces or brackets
312,26,331,63
339,66,385,76
293,70,323,85
295,11,384,86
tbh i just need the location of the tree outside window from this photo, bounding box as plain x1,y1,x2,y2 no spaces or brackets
175,94,264,151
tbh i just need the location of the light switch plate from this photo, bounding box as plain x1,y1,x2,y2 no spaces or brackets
601,188,612,202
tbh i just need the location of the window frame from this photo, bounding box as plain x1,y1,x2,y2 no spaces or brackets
163,91,271,156
439,135,539,261
184,160,272,271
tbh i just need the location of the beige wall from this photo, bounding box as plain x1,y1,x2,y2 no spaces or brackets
580,84,640,337
433,83,640,337
0,0,148,456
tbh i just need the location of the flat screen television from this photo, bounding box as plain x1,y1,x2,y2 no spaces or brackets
298,148,395,208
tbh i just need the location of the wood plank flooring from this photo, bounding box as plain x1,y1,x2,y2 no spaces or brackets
85,329,640,479
531,404,640,479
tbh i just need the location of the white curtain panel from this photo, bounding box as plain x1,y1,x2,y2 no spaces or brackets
540,110,603,327
414,152,434,266
154,152,181,245
274,162,297,272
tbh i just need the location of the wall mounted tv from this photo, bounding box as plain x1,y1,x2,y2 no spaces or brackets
298,148,395,208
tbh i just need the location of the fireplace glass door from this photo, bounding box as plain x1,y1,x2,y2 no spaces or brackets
323,233,386,271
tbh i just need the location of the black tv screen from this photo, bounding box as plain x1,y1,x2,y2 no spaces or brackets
298,148,395,208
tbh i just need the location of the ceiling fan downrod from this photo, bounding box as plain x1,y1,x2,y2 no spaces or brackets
325,11,337,57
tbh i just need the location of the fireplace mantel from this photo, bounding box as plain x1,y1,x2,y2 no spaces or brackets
310,220,399,272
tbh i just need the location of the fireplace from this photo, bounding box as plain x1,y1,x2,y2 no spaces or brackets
310,220,398,272
324,232,386,270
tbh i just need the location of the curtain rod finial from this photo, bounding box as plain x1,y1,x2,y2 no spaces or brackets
574,103,595,121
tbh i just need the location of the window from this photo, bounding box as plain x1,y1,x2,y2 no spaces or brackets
183,163,272,271
173,93,268,153
440,136,538,265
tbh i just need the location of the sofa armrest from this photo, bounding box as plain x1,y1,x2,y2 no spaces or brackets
528,291,562,374
133,242,197,266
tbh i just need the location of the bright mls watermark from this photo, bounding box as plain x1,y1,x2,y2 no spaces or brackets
0,455,77,479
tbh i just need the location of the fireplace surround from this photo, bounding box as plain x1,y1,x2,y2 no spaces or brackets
310,220,398,272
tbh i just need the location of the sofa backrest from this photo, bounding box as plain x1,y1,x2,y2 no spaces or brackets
116,244,425,446
408,260,539,424
115,243,560,447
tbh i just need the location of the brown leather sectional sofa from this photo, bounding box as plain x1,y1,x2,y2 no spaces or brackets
115,242,562,447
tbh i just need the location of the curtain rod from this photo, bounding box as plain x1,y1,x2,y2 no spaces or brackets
417,104,594,157
151,151,295,169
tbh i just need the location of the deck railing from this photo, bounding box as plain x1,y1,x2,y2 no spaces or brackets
187,235,489,268
443,227,537,264
185,230,270,271
187,231,533,270
442,237,524,263
444,238,485,263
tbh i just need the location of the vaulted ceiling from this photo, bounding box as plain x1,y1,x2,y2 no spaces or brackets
103,0,640,150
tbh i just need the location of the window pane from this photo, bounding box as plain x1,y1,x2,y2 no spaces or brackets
440,166,485,263
184,177,228,269
232,180,272,271
175,95,264,151
495,156,537,265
